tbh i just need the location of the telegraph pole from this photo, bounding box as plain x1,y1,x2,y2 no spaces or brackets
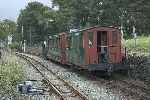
133,26,137,48
21,25,25,52
30,26,32,47
22,25,24,39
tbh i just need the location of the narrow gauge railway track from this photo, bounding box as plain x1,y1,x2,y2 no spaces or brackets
117,79,150,100
72,67,150,100
17,53,150,100
77,71,150,100
111,73,150,95
17,53,88,100
94,75,150,100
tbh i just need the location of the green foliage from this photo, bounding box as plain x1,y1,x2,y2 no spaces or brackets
8,42,20,50
0,54,25,96
17,2,61,45
52,0,150,37
53,0,92,28
0,19,16,40
16,0,150,43
125,36,150,50
0,30,6,40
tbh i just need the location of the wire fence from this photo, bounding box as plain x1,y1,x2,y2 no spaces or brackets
125,48,150,86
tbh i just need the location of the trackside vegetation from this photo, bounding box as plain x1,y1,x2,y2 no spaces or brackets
125,36,150,86
125,36,150,50
0,53,25,98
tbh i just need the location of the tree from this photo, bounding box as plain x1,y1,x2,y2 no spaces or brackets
17,0,150,43
53,0,92,28
17,2,55,45
52,0,150,38
0,21,6,40
0,19,16,40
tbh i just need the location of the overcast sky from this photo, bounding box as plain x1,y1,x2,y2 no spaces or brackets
0,0,52,21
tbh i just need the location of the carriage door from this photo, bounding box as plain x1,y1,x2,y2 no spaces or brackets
59,33,67,64
84,31,97,64
97,31,108,63
109,31,120,63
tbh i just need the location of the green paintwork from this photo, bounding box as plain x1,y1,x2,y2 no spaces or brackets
47,35,61,61
48,31,85,66
67,32,85,65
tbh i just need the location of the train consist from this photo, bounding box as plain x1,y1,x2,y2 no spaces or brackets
45,26,127,75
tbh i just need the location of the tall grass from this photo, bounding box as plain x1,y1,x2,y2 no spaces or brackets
125,36,150,50
125,36,150,86
0,53,25,98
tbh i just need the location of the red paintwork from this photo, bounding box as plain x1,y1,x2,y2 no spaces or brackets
59,32,67,64
83,31,97,64
82,26,123,65
57,26,123,68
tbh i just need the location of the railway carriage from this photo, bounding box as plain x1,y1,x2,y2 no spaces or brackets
47,26,126,75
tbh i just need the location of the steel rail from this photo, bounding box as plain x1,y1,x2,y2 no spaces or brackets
17,53,88,100
17,53,64,100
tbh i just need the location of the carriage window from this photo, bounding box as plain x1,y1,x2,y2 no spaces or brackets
75,32,80,48
58,37,61,48
49,39,53,48
54,38,56,48
88,32,94,48
79,34,83,48
67,36,72,49
66,36,70,48
112,31,118,44
56,37,58,48
54,37,58,49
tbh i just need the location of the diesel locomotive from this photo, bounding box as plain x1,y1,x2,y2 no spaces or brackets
46,26,127,75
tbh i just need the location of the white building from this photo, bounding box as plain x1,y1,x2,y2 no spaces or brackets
8,34,12,45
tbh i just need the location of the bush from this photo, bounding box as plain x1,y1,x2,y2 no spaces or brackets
125,36,150,50
8,42,20,50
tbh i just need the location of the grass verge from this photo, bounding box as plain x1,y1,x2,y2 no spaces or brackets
125,36,150,50
0,52,25,98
